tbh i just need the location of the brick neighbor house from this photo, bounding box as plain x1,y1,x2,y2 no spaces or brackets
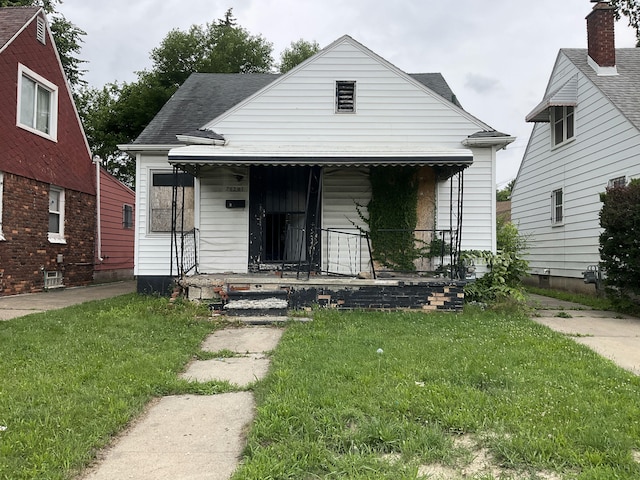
0,6,96,294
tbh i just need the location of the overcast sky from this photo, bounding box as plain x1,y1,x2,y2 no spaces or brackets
59,0,637,187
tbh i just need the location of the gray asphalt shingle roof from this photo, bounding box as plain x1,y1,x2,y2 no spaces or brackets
562,48,640,131
133,72,463,146
0,6,40,49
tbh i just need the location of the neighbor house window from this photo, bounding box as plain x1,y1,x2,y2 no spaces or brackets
123,204,134,229
149,172,194,233
608,176,626,188
551,106,574,147
551,188,563,225
17,64,58,140
48,186,65,243
335,81,356,113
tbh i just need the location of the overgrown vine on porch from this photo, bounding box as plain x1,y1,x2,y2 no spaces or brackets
358,166,422,271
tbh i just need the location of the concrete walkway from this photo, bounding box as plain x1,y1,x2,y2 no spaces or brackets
80,325,284,480
0,280,136,320
528,293,640,374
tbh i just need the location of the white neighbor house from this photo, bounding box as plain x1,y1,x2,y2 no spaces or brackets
122,35,514,295
512,1,640,293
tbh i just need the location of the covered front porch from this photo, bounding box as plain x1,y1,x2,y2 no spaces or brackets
163,143,473,311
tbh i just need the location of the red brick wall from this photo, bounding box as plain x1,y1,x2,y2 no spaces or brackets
0,173,95,295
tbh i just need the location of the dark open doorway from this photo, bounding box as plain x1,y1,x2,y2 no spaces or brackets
249,166,321,273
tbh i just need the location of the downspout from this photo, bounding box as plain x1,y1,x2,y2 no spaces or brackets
93,155,104,262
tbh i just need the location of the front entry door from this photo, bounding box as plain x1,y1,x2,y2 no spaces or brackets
249,166,321,272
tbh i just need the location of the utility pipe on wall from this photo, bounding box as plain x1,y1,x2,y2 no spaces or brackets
93,155,104,262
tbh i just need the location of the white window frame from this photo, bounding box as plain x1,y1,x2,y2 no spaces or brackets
551,106,575,147
0,172,4,241
17,64,58,141
48,186,66,244
551,188,564,226
608,176,626,188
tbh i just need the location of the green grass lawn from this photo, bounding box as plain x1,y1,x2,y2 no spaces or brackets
235,308,640,479
0,295,223,480
2,296,640,479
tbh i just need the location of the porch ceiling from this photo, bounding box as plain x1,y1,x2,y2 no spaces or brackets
168,144,473,171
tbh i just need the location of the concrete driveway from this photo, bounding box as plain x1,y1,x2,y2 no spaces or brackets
0,280,136,320
528,293,640,374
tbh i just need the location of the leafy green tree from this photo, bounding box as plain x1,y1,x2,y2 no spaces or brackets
79,9,274,185
150,8,273,89
279,39,320,73
1,0,86,89
496,179,515,201
611,0,640,46
77,72,175,185
599,179,640,299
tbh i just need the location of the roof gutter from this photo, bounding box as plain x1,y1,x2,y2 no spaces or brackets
462,136,516,151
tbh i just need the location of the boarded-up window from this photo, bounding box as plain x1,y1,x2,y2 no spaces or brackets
150,172,194,232
335,81,356,113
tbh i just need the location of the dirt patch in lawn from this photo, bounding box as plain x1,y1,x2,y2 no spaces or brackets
384,434,563,480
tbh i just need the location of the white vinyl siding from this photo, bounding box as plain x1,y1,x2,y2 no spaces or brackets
204,39,487,148
135,156,200,276
321,168,371,275
134,36,501,277
512,51,640,279
437,148,496,253
197,168,250,273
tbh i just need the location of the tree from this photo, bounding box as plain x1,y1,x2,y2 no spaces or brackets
279,39,320,73
76,74,175,185
150,8,273,89
1,0,87,89
79,9,274,185
599,179,640,299
611,0,640,46
496,179,515,201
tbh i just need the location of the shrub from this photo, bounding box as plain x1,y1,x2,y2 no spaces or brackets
599,179,640,301
463,219,529,304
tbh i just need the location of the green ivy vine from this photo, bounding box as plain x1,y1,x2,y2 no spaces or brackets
361,166,421,271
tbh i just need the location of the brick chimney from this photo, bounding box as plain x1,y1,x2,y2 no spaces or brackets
586,1,617,74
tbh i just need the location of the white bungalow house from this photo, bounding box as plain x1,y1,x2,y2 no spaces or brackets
511,1,640,293
122,35,514,309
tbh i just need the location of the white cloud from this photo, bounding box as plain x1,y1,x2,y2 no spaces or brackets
59,0,638,185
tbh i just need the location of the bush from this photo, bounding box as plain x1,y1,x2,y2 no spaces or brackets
463,219,529,304
599,179,640,300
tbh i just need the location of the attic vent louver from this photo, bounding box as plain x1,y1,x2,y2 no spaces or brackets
36,17,46,44
336,81,356,113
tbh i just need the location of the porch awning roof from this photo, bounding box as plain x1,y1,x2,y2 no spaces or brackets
167,144,474,169
526,75,578,123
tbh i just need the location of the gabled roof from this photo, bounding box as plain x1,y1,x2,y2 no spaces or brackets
531,48,640,130
133,72,465,146
563,48,640,130
0,6,40,52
